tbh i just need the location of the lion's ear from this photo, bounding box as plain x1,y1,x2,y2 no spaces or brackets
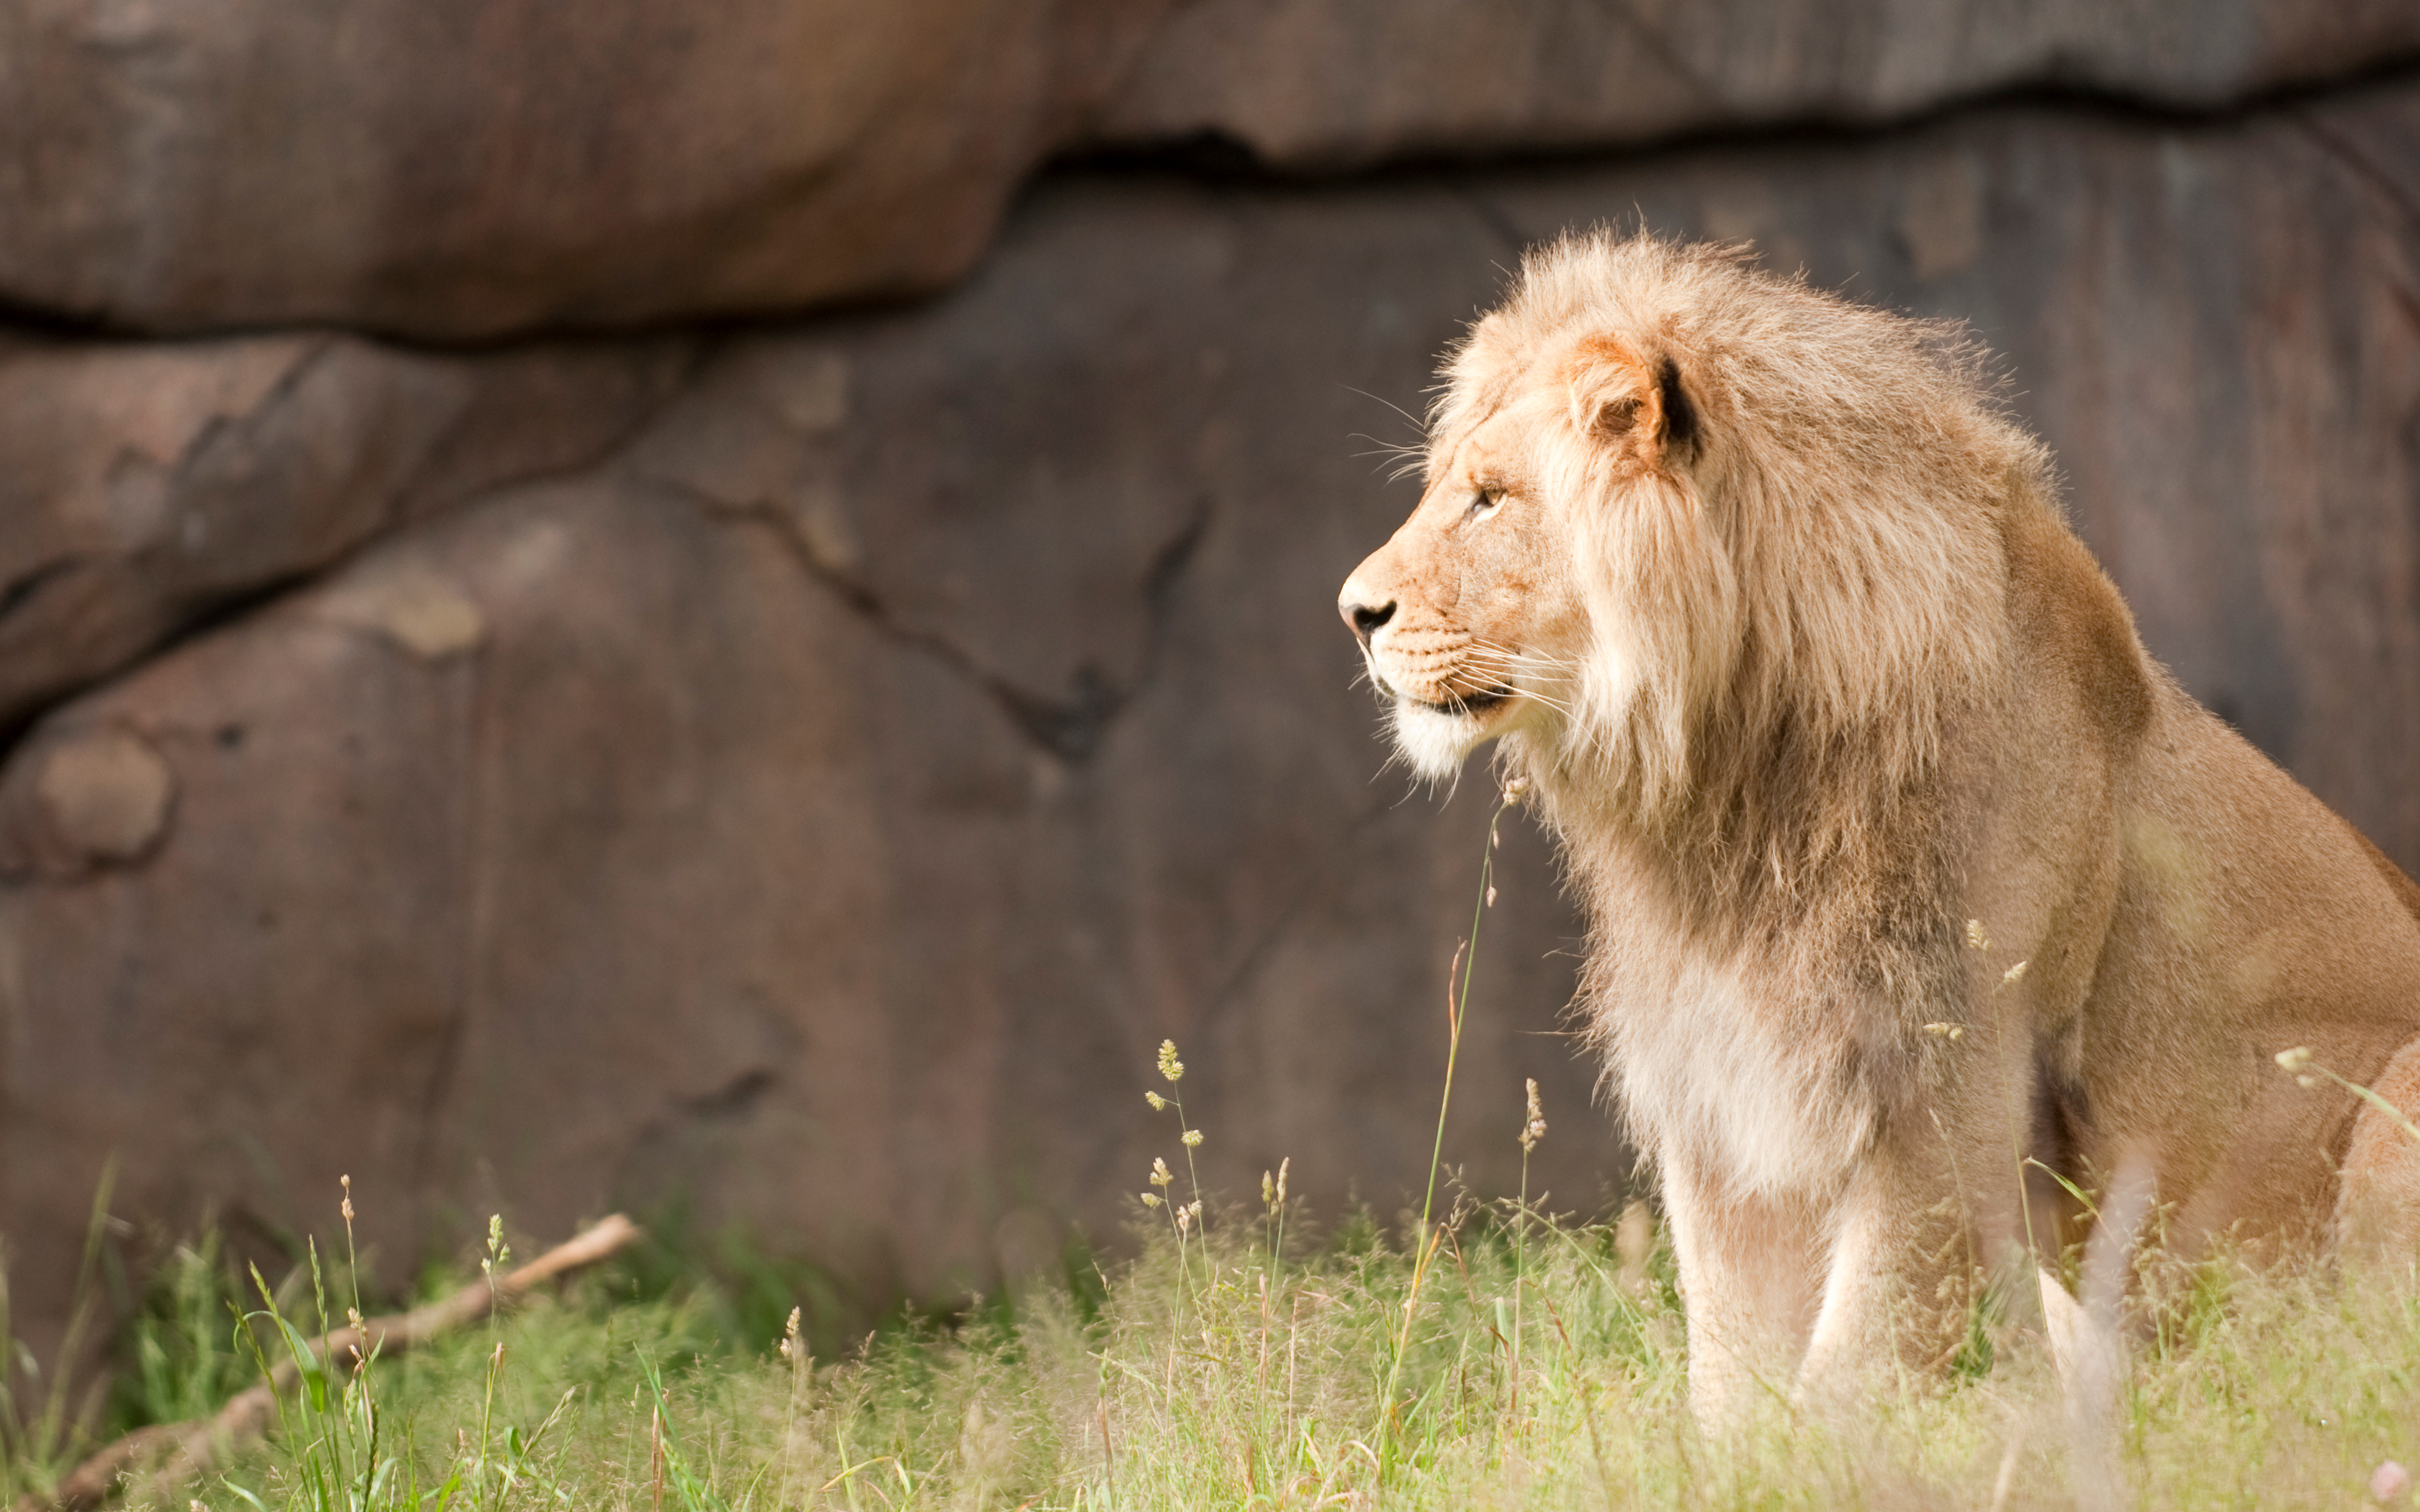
1565,334,1696,466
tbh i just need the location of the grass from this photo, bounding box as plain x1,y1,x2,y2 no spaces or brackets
17,1185,2420,1510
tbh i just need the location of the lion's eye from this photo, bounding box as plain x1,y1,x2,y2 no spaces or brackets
1467,487,1505,520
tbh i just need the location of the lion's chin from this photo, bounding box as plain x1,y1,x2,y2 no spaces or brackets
1386,694,1513,781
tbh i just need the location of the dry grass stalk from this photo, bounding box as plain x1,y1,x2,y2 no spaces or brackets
22,1213,642,1512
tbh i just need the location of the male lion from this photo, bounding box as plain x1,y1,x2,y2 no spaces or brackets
1338,231,2420,1419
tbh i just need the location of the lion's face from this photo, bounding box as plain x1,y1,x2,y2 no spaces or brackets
1339,331,1695,781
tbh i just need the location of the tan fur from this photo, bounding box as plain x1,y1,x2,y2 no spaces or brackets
1339,232,2420,1421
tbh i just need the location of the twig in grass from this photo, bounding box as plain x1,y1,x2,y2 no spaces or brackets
1380,784,1520,1457
1512,1077,1546,1425
1262,1159,1290,1282
650,1394,666,1512
2277,1046,2420,1147
23,1213,643,1512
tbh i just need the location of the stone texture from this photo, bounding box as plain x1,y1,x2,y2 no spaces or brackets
13,727,174,869
0,187,1603,1340
0,333,689,728
3,75,2418,1349
1098,0,2420,167
0,0,1171,338
6,0,2420,337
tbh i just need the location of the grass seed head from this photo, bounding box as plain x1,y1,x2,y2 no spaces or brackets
2276,1046,2314,1073
1965,919,1990,952
1150,1157,1173,1188
1145,1091,1166,1110
1521,1078,1548,1152
1181,1129,1203,1147
1157,1040,1185,1083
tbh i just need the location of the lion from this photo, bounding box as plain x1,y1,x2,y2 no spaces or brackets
1338,231,2420,1420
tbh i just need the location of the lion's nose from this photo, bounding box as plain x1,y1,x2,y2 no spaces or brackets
1339,592,1396,647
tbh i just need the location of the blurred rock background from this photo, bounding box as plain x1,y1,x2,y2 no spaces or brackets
2,0,2417,1354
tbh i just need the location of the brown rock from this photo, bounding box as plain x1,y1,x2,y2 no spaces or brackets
9,727,175,871
1097,0,2420,167
0,333,688,728
0,173,1596,1345
0,0,1171,338
8,1,2420,337
316,569,490,663
0,470,1597,1341
6,77,2420,1352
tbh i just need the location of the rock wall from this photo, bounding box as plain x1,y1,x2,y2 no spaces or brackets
2,5,2417,1347
7,0,2416,334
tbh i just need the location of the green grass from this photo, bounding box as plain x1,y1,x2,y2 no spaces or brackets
7,1184,2420,1510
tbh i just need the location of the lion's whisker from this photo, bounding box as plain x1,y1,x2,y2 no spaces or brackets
1340,385,1432,438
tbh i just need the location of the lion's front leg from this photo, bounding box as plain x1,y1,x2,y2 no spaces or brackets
1660,1158,1827,1425
1795,1123,2018,1403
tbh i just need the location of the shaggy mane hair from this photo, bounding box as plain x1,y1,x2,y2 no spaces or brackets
1433,234,2046,920
1420,234,2080,1188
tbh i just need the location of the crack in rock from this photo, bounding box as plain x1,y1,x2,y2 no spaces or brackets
0,555,88,624
2292,108,2420,238
712,487,1211,764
